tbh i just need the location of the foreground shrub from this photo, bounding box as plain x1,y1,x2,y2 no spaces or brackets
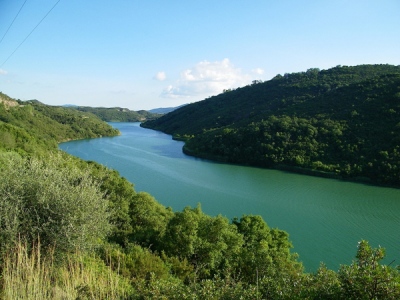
338,240,400,299
100,243,171,280
0,152,110,256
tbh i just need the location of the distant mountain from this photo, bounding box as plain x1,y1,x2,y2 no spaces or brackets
68,106,161,122
148,104,187,114
142,64,400,187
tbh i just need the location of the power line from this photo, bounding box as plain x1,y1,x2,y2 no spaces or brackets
0,0,62,68
0,0,29,46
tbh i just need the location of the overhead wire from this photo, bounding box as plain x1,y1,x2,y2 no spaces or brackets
0,0,29,46
0,0,62,68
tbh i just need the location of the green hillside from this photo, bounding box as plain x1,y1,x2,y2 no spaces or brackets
142,64,400,186
1,91,400,298
0,93,119,154
70,105,161,122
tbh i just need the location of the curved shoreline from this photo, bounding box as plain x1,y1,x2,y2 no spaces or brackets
182,144,399,189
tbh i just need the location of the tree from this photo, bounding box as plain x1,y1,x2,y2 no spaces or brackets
129,192,173,248
233,215,305,298
0,152,110,256
162,205,243,280
338,240,400,299
304,263,341,299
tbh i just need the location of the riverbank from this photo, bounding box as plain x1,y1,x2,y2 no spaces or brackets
182,143,398,189
61,122,400,272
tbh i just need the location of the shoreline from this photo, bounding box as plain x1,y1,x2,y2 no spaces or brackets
182,144,398,190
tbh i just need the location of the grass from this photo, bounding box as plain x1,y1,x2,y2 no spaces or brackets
0,241,133,299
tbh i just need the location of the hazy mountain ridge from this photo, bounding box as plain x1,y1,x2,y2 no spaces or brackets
148,104,188,114
68,105,161,122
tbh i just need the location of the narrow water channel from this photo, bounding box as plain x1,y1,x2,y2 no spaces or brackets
59,122,400,272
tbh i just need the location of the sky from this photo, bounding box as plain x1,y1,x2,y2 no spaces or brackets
0,0,399,110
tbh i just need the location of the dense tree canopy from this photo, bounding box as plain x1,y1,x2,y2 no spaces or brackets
143,64,400,186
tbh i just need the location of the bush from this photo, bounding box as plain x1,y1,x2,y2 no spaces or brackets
0,152,110,256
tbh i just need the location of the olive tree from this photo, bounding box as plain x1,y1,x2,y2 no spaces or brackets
0,152,110,255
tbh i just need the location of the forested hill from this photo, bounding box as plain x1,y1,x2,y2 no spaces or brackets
70,105,161,122
2,91,400,298
142,64,400,186
0,92,119,154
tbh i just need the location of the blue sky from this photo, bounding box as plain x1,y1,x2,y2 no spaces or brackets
0,0,399,110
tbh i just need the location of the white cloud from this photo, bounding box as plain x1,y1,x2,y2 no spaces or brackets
154,71,166,81
161,58,251,99
252,68,264,75
0,69,8,75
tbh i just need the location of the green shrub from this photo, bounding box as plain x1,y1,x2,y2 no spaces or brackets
0,152,110,256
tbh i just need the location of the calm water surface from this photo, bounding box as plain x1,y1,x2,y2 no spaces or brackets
59,122,400,272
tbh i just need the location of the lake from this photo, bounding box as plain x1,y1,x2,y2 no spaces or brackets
59,122,400,272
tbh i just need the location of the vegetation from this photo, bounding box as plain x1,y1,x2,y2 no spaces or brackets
142,64,400,187
0,152,110,256
69,105,161,122
2,241,133,299
0,93,119,155
148,104,187,114
1,89,400,298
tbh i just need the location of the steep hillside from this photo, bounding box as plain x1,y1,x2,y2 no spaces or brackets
142,65,400,186
0,93,119,154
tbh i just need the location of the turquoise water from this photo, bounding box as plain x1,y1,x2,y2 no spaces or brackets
59,122,400,272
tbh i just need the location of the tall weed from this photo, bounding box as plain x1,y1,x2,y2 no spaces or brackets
1,241,133,299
